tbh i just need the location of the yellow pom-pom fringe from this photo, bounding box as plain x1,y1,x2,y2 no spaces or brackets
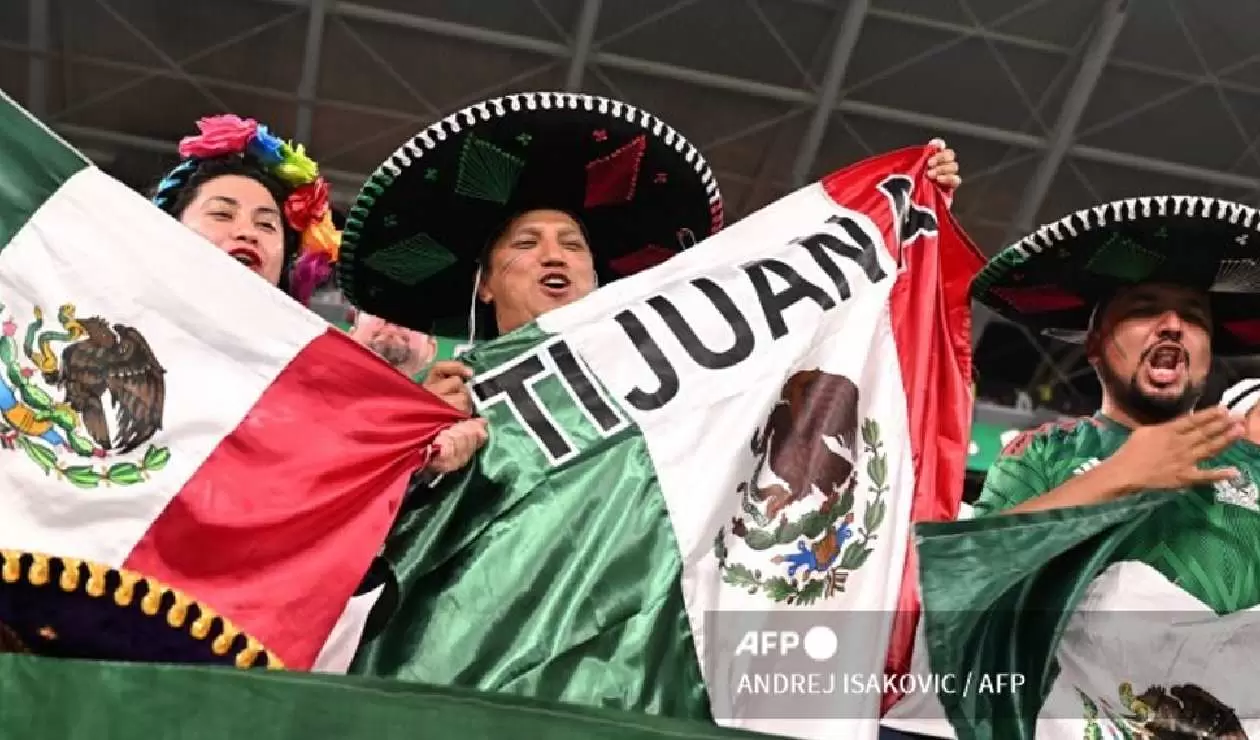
0,549,284,670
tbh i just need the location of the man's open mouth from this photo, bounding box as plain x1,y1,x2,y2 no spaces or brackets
1145,343,1186,385
540,272,571,292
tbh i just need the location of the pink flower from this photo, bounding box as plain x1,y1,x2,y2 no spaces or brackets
2,320,16,337
178,114,259,160
19,368,32,379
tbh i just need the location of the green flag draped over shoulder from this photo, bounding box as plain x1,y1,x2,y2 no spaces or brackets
917,484,1260,739
914,492,1173,739
914,414,1260,739
0,653,775,739
352,322,713,718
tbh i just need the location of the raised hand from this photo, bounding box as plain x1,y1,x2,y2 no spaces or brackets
1111,407,1244,491
926,138,961,191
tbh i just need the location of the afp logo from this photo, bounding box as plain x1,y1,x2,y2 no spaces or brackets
733,625,839,662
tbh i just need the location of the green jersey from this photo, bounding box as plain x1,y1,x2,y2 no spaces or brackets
976,413,1260,614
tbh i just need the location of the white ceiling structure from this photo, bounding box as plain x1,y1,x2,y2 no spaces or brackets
4,0,1260,400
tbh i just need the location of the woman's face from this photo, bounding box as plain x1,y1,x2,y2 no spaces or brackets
179,174,286,286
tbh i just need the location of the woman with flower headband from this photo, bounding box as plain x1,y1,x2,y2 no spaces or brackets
149,114,339,304
149,114,485,474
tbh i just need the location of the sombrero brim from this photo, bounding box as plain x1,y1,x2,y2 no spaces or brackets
0,549,281,669
972,195,1260,356
336,92,724,337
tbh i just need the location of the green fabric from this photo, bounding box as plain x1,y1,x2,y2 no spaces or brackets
0,654,765,739
976,413,1260,612
351,323,711,720
966,421,1024,473
919,414,1260,738
972,416,1126,515
0,92,89,249
915,492,1173,740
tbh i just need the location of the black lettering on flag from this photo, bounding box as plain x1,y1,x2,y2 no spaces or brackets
796,233,854,300
743,258,836,340
877,174,938,249
472,353,573,464
795,223,887,301
824,215,889,284
616,309,681,412
547,340,626,436
649,278,755,371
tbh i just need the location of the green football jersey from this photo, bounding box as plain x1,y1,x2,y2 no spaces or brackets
976,414,1260,614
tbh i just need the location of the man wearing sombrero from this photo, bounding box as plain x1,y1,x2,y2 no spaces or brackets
972,197,1259,520
880,198,1260,740
336,92,961,413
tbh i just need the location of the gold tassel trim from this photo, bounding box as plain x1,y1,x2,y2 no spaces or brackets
0,549,285,670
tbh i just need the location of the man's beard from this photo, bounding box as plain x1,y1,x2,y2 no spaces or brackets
1097,354,1203,424
367,339,413,369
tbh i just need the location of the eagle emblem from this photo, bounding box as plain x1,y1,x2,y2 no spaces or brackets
0,302,171,488
1080,682,1250,739
714,369,888,606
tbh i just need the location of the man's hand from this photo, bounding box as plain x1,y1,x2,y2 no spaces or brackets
1006,407,1243,516
428,418,489,474
1111,407,1244,490
423,360,474,414
927,138,961,191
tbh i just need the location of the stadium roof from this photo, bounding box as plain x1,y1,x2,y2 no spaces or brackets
5,0,1260,390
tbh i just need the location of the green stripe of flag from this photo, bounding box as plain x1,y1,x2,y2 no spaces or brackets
0,653,770,740
914,491,1175,740
0,91,90,248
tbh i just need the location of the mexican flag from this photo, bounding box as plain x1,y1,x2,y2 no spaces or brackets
915,491,1260,739
352,146,983,739
0,92,465,669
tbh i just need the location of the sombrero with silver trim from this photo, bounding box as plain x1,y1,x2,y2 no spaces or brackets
971,195,1260,356
335,91,724,337
0,549,281,669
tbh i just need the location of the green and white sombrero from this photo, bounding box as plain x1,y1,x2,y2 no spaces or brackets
335,91,724,337
972,195,1260,355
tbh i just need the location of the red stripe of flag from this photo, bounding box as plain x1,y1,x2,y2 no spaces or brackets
124,329,466,669
821,147,984,713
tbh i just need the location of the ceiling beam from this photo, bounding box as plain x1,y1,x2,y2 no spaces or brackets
21,1,1260,199
294,0,330,142
1007,0,1128,239
241,0,1260,194
789,0,869,188
27,0,49,116
564,0,603,92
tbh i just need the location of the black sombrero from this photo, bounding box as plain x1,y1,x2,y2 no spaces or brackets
971,195,1260,356
336,91,724,337
0,549,281,669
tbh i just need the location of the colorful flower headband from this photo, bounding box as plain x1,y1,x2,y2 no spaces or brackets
175,114,340,263
157,114,340,304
